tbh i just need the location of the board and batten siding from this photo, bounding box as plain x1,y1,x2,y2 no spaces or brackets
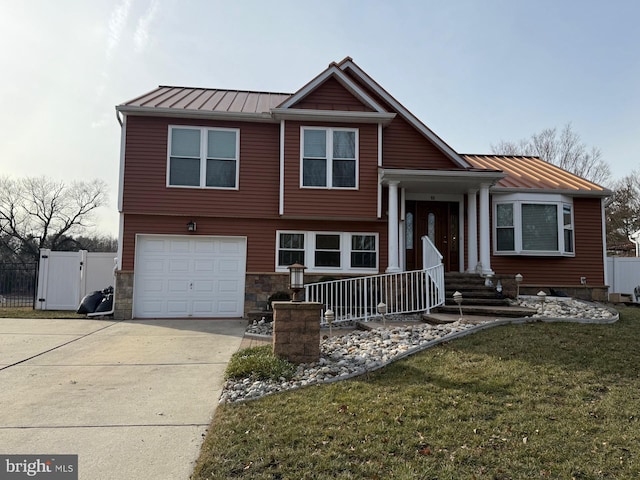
121,214,388,273
122,116,280,218
293,76,375,112
490,197,605,285
282,120,379,219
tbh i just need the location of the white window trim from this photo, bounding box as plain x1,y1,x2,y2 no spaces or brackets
167,125,240,190
299,126,359,190
275,231,378,273
493,193,575,257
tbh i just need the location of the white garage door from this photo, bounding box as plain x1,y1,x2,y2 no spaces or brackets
134,235,246,318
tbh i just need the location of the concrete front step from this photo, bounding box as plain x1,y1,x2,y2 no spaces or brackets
444,297,511,307
434,304,537,318
445,290,504,299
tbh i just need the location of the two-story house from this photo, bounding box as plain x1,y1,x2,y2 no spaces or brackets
114,57,610,320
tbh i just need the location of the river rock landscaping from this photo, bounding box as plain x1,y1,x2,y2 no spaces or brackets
220,298,616,404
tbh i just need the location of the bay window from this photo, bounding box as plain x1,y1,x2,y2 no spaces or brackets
493,195,574,255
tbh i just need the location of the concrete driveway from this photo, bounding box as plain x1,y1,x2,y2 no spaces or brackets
0,317,246,479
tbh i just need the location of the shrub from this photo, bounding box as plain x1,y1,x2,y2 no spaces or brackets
267,291,291,311
224,345,296,381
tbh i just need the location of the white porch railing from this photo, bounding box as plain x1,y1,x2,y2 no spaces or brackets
305,265,445,325
422,235,443,270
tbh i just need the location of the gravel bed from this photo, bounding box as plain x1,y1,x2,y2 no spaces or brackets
221,298,616,404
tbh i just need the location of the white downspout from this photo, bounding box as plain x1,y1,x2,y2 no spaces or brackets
279,120,285,216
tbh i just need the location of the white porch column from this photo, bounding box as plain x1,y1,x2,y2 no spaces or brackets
467,189,478,273
478,183,494,275
386,181,401,272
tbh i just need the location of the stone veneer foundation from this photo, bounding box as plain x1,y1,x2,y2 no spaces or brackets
114,270,134,320
114,271,608,321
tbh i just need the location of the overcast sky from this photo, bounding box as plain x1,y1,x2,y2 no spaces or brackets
1,0,639,236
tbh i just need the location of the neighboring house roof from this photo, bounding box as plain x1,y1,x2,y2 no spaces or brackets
464,154,611,196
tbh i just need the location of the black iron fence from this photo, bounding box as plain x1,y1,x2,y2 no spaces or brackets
0,262,37,308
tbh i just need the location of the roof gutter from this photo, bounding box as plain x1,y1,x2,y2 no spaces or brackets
115,105,277,123
491,186,613,197
271,108,396,125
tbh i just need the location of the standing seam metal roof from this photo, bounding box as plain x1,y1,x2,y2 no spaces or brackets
121,86,293,114
463,154,609,194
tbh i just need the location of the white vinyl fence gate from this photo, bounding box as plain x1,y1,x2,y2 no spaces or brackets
36,249,116,310
607,257,640,302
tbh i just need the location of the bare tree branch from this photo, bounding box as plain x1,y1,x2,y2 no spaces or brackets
491,122,611,186
0,176,108,262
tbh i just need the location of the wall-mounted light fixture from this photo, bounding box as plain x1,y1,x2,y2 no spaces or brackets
187,220,197,232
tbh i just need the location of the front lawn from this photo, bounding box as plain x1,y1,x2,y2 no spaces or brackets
192,307,640,479
0,307,85,319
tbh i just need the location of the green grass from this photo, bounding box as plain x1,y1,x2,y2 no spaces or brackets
0,307,86,319
225,345,297,381
192,306,640,480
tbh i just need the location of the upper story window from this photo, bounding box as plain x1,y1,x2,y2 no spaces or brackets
494,193,574,256
301,127,358,189
168,126,239,189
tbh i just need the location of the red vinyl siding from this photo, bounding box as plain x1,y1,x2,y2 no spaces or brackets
490,197,605,285
121,214,388,273
382,115,461,170
293,76,374,111
282,121,378,219
122,116,280,218
342,68,462,170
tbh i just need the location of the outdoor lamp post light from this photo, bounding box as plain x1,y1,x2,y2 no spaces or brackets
324,308,335,336
187,220,196,232
287,263,306,302
377,301,387,326
537,290,547,313
515,273,523,298
453,291,464,320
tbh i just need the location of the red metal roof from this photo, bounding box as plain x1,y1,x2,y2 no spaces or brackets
121,86,292,114
464,154,609,194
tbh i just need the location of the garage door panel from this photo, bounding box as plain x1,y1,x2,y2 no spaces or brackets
143,239,166,252
218,279,239,293
167,279,189,293
194,240,216,253
169,239,190,253
139,259,165,274
194,259,215,273
219,259,242,273
218,300,241,314
167,300,189,314
141,279,164,293
219,240,242,254
134,235,246,318
140,301,163,315
168,259,190,273
192,301,215,314
193,280,214,293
